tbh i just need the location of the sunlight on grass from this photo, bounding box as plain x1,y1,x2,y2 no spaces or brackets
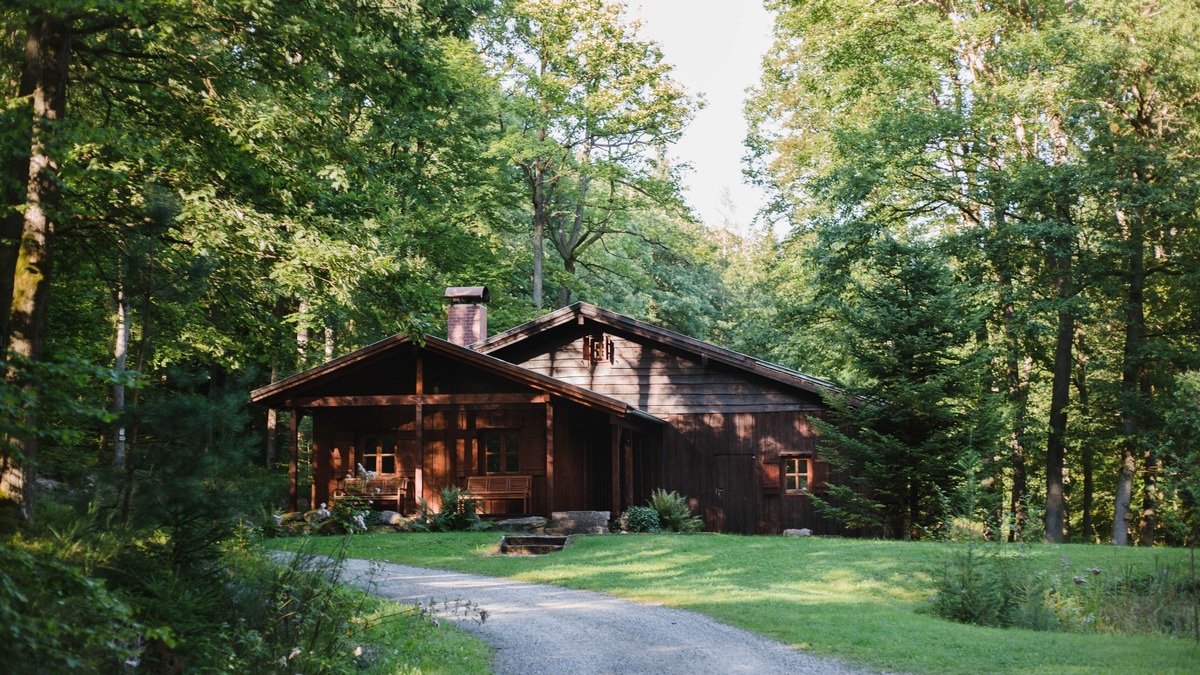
271,534,1200,674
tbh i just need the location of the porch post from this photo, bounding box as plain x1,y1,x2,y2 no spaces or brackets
545,401,554,515
288,409,301,512
414,350,424,506
623,430,634,509
611,422,621,514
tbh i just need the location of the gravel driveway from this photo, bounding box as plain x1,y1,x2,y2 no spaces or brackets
338,557,864,674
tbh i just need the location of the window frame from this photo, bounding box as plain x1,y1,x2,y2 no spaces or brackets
782,455,812,494
358,432,401,476
480,429,522,475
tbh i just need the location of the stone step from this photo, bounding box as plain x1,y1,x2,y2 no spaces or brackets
499,534,569,555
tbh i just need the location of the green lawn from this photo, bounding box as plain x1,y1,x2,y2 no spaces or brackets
355,594,492,674
274,533,1200,674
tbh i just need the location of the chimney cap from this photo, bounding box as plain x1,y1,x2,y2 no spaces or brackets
444,286,490,304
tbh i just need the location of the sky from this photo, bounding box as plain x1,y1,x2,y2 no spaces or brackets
628,1,775,231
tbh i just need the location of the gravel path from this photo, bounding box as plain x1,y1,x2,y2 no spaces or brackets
337,557,864,674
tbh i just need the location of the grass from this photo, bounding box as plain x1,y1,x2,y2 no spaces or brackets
353,593,492,674
274,533,1200,674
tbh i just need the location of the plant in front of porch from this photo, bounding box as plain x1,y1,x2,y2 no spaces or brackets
413,486,491,532
621,506,661,533
648,488,703,533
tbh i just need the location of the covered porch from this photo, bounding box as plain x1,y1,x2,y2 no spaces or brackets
250,334,661,518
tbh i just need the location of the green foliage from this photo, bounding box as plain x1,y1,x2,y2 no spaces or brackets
4,517,491,673
932,543,1199,638
647,488,703,533
806,238,997,538
0,541,139,671
621,506,661,533
329,493,375,535
0,355,126,463
482,0,699,307
413,485,489,532
747,0,1200,544
930,543,1027,628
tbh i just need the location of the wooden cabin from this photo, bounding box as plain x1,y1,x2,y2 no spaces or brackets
251,288,853,534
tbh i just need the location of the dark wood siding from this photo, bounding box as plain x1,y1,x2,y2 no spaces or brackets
550,402,614,513
650,411,847,534
508,334,823,416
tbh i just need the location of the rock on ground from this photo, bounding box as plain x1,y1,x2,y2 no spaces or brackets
335,557,865,675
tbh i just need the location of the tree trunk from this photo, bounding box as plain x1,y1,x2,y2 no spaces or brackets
296,298,309,365
2,13,71,522
1004,290,1032,542
266,359,279,469
531,171,546,310
112,271,130,468
1113,207,1150,546
556,257,574,308
1044,246,1073,544
1112,445,1136,545
1139,448,1158,545
1075,332,1095,540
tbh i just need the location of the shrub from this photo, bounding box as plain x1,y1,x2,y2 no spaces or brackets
329,493,374,533
0,541,140,671
930,542,1020,627
622,506,661,533
930,544,1199,638
648,488,703,533
413,485,490,532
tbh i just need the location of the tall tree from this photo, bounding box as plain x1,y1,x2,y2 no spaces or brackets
0,0,494,520
482,0,696,308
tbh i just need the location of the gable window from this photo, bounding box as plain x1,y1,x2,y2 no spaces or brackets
783,456,810,493
482,430,521,474
582,334,614,364
361,434,398,475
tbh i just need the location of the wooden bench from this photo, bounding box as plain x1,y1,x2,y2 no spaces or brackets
466,475,532,514
334,476,408,512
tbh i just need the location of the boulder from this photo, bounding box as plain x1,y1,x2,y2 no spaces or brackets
314,519,346,536
494,516,549,533
783,528,813,537
547,511,610,535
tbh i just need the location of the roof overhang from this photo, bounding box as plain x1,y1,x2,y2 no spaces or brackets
251,333,662,422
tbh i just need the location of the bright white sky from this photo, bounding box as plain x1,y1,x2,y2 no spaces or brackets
628,1,775,230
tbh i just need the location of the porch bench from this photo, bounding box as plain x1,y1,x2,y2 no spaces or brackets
334,476,408,512
466,475,532,514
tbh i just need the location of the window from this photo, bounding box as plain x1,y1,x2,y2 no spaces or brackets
783,456,810,493
482,430,520,474
361,434,398,475
582,334,613,364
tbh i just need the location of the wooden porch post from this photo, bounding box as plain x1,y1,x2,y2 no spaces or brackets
288,409,301,512
415,350,424,506
624,430,634,509
545,401,554,515
611,421,621,514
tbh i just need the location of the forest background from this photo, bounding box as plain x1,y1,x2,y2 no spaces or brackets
2,1,1200,666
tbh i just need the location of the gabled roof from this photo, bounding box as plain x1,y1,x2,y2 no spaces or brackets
251,333,661,422
475,302,847,401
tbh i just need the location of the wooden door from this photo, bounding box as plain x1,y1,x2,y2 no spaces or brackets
713,454,756,534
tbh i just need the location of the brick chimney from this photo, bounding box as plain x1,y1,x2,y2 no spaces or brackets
445,286,490,347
